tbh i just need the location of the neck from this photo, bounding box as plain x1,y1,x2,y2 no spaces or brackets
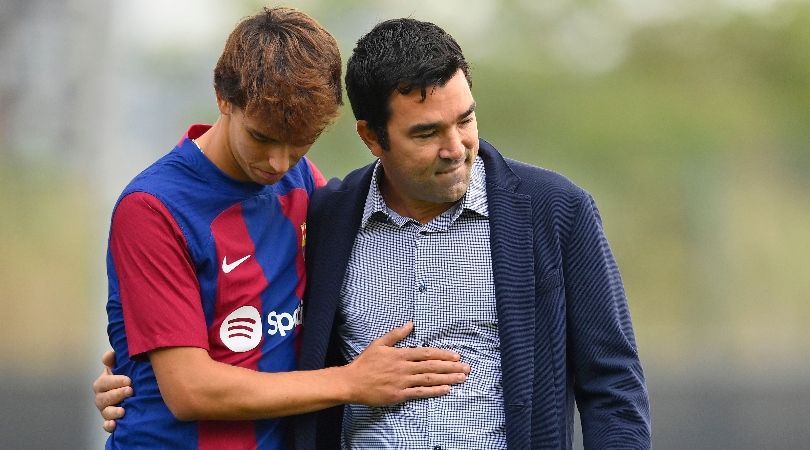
379,176,454,224
194,118,224,156
194,117,246,182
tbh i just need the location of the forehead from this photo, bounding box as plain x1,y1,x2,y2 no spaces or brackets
240,105,321,146
387,70,474,125
240,111,277,137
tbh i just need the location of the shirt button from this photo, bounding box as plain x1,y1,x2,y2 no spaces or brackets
433,446,442,450
418,284,427,293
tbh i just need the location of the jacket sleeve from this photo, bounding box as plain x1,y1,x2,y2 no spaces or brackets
562,192,651,449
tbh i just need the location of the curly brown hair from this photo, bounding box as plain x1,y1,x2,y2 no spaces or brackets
214,6,342,146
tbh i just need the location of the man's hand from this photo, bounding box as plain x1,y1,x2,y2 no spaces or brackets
92,351,132,432
341,321,471,406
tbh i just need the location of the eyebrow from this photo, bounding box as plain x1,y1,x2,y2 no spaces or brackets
407,102,476,135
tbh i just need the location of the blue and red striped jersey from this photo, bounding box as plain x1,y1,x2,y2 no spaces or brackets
105,125,324,449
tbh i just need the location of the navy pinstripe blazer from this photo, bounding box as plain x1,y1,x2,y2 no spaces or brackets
295,140,651,449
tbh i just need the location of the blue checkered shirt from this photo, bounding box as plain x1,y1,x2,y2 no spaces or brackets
335,157,507,449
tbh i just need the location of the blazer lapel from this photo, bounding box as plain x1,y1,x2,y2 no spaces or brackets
481,141,536,447
301,166,374,370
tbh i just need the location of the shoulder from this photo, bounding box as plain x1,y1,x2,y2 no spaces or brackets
311,162,375,203
302,157,328,189
480,139,589,206
112,191,183,234
111,150,209,244
121,149,192,200
307,162,375,231
110,192,187,255
278,156,324,194
511,159,584,197
116,154,178,215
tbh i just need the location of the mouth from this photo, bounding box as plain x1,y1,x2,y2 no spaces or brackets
436,164,464,176
254,167,283,184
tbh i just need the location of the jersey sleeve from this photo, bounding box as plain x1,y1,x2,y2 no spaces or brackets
306,158,327,190
109,192,209,358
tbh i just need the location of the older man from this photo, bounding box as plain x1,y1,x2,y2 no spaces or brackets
295,18,651,449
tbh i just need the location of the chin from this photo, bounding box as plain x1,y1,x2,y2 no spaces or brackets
449,179,471,200
438,186,468,203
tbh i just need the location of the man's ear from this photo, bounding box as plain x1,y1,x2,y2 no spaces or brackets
356,120,384,158
215,93,233,115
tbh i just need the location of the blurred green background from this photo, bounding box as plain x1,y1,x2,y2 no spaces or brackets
1,0,809,448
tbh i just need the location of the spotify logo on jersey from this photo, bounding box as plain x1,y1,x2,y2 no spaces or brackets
219,306,263,352
219,304,302,353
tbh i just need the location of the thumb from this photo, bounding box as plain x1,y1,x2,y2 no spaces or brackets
373,321,414,347
102,350,116,369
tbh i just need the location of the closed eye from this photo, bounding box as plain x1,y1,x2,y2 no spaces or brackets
247,127,278,144
249,131,269,143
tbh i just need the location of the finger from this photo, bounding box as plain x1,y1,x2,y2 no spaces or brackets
93,373,131,395
407,360,471,375
101,350,116,369
101,405,126,421
405,372,467,387
95,385,133,411
372,321,414,347
400,385,452,401
399,346,461,362
103,420,117,433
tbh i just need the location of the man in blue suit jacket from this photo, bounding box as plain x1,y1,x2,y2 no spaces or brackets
295,18,650,449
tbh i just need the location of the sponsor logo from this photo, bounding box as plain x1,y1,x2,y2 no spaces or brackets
219,304,303,352
267,305,302,337
222,254,251,274
219,306,262,352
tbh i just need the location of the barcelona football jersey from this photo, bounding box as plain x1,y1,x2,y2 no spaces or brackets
105,124,324,449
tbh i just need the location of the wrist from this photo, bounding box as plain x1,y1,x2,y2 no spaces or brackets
326,365,355,405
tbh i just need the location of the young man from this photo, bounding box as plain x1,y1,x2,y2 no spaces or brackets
294,18,651,449
100,8,468,449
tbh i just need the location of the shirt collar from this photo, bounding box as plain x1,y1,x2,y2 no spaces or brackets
360,156,488,229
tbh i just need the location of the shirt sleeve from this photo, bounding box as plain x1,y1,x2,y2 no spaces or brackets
110,192,209,358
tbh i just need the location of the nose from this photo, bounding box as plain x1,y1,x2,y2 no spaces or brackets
267,145,291,174
439,128,466,161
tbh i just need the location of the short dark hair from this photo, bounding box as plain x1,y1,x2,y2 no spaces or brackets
214,7,342,145
345,18,471,150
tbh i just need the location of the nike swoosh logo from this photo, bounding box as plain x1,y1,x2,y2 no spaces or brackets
222,254,251,274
